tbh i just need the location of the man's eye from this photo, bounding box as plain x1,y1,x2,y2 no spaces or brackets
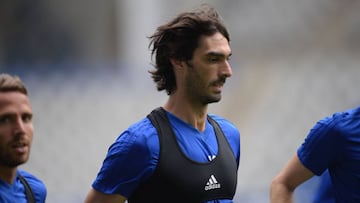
22,114,32,123
208,57,220,62
0,116,12,124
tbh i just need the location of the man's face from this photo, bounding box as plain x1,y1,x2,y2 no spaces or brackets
184,32,232,105
0,91,33,168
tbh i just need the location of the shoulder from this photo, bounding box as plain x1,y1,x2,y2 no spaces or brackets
109,117,158,155
333,107,360,129
208,114,240,135
314,107,360,135
18,170,47,201
127,117,157,136
120,117,158,144
18,170,46,190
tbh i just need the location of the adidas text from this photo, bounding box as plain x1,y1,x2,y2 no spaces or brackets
205,183,221,190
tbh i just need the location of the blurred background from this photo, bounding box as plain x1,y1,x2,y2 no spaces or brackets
1,0,360,202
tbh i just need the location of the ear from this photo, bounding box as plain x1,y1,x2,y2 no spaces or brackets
170,58,185,69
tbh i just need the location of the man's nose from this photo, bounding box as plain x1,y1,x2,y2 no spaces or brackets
221,60,232,78
13,118,26,135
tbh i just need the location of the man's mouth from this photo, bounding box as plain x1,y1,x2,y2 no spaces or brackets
12,142,28,153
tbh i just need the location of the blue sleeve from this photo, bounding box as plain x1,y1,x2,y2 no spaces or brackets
297,115,344,176
18,170,47,203
312,170,336,203
92,118,159,197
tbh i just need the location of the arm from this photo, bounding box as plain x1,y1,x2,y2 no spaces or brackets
270,153,315,203
84,188,127,203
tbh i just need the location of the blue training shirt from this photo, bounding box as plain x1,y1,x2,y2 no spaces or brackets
312,170,335,203
92,111,240,203
0,170,47,203
298,106,360,202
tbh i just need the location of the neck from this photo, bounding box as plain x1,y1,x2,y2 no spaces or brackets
0,166,18,184
163,94,208,132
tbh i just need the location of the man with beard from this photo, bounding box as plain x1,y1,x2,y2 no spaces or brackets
0,73,46,203
85,4,240,203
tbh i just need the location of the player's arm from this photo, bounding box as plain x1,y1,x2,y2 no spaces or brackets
84,188,127,203
270,153,314,203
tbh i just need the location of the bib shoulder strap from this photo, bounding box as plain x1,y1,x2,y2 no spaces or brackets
18,174,36,203
147,107,173,137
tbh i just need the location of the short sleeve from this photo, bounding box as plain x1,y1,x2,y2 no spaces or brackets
91,118,159,197
297,116,343,176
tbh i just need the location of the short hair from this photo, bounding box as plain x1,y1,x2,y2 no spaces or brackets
148,4,230,95
0,73,28,95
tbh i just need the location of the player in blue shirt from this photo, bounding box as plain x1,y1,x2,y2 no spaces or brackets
270,106,360,202
0,74,47,203
312,170,335,203
84,4,241,203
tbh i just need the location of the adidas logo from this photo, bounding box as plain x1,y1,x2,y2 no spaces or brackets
204,175,221,191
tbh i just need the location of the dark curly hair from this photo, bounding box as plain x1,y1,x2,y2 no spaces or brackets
148,4,230,95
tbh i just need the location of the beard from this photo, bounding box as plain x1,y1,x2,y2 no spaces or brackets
201,89,222,104
186,80,223,105
184,62,225,105
0,155,28,168
0,147,29,168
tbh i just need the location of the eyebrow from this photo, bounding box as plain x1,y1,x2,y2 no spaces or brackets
206,52,232,58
